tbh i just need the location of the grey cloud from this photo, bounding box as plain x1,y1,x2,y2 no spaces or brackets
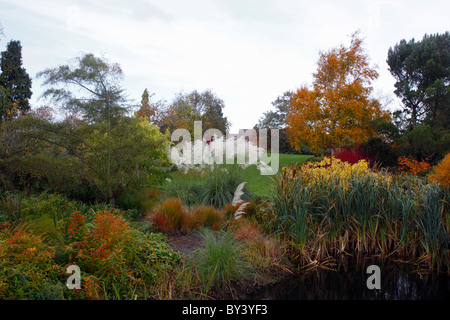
130,0,173,22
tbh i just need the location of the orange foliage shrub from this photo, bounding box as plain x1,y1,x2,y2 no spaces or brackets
397,156,431,175
0,227,63,299
64,211,87,241
428,153,450,187
73,210,131,266
2,228,55,266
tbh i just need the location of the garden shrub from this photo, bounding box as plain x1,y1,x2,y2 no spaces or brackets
333,146,372,165
428,153,450,187
362,137,398,167
397,156,431,175
68,210,182,299
0,208,182,300
0,227,65,299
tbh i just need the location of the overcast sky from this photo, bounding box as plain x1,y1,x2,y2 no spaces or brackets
0,0,449,132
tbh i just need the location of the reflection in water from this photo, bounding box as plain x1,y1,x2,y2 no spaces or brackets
245,258,449,300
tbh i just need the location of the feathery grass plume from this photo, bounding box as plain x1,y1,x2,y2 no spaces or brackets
231,182,250,219
234,203,248,220
168,136,269,174
232,182,247,206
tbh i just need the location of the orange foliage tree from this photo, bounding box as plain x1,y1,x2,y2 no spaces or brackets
135,88,165,126
287,32,391,154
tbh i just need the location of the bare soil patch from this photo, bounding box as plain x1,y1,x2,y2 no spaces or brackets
166,232,204,259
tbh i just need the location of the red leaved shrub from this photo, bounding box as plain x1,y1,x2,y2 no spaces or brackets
333,146,373,166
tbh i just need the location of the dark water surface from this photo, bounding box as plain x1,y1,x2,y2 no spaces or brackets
245,259,449,300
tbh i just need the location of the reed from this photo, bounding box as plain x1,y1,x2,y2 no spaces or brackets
270,158,450,270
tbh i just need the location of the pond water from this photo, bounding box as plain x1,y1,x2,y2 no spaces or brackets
245,258,449,300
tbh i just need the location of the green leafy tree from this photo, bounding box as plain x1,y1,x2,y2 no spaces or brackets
36,53,129,204
0,40,32,120
37,53,128,123
32,54,170,204
256,91,295,153
257,91,292,129
387,32,450,131
3,114,171,204
160,89,229,136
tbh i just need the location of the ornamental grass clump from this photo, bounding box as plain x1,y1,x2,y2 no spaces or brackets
192,229,252,293
189,205,223,231
148,198,186,233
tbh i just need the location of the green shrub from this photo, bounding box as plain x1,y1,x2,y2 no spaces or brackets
0,207,182,300
362,137,398,167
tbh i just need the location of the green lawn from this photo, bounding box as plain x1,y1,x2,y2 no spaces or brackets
168,153,312,198
242,153,312,196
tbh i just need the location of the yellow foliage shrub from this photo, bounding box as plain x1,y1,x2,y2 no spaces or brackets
284,156,390,191
428,153,450,187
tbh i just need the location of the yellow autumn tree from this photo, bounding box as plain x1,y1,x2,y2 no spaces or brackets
287,32,391,154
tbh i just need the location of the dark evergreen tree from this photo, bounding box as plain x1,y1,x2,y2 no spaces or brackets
387,32,450,131
0,40,32,120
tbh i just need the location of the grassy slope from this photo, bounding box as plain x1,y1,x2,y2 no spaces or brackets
168,154,312,198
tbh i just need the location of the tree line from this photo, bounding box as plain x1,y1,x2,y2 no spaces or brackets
0,32,229,205
0,28,448,205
